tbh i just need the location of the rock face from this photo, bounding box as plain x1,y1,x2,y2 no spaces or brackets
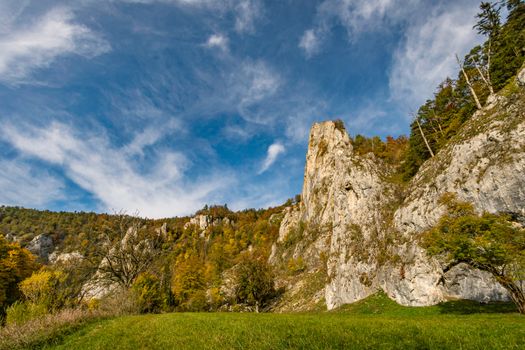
49,251,83,265
26,234,54,262
184,215,233,231
271,121,402,309
388,82,525,306
272,79,525,310
517,65,525,86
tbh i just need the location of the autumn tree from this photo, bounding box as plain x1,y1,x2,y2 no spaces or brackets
233,255,276,312
422,194,525,313
0,235,39,316
131,272,162,313
91,213,163,288
18,269,68,311
171,254,206,308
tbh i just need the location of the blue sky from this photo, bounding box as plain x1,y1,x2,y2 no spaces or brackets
0,0,483,218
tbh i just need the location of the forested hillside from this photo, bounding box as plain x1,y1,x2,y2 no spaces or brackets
0,202,289,321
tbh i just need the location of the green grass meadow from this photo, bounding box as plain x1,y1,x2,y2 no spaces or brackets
40,294,524,350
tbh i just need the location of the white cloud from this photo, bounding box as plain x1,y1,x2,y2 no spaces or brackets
205,33,229,52
300,0,483,113
389,1,482,108
0,7,110,84
119,0,262,33
123,121,180,157
1,122,233,218
299,29,322,58
0,0,30,33
299,0,422,56
234,0,262,34
118,0,225,5
259,142,285,174
236,60,281,123
0,159,64,208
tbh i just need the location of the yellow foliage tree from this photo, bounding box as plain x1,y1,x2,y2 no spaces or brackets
19,269,66,311
0,235,39,313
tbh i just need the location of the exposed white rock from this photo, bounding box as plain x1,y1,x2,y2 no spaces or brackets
82,277,120,300
391,87,525,305
155,222,168,239
26,234,54,261
4,233,16,242
276,206,300,243
49,251,83,265
271,121,398,309
442,263,508,302
517,66,525,86
184,214,234,232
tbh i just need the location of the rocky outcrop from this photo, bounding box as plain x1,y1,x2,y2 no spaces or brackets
26,234,54,262
271,121,401,309
517,65,525,86
390,77,525,305
184,215,233,232
272,76,525,310
49,251,83,265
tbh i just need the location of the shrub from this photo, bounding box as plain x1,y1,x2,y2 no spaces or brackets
183,290,208,312
96,288,140,316
206,287,224,311
19,269,66,311
19,269,67,311
334,119,346,133
234,256,276,311
131,273,162,313
0,308,110,350
287,257,306,275
5,301,47,326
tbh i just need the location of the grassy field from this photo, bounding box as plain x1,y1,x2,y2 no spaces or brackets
38,294,524,350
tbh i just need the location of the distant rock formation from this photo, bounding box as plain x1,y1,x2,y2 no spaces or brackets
27,234,54,262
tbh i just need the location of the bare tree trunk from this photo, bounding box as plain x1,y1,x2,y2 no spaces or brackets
473,40,494,96
456,54,482,110
486,40,494,95
431,111,444,136
475,64,494,95
415,117,435,158
495,276,525,314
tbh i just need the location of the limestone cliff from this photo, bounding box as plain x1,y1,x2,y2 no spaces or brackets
271,69,525,310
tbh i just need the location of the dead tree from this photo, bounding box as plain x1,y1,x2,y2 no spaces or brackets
456,54,482,110
93,212,163,288
474,40,494,95
410,111,435,158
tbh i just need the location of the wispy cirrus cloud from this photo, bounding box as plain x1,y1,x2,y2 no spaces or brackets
234,0,263,34
0,158,65,208
119,0,263,34
0,7,110,85
1,121,233,218
300,0,482,118
299,0,422,57
389,1,482,108
299,29,322,58
235,60,281,123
